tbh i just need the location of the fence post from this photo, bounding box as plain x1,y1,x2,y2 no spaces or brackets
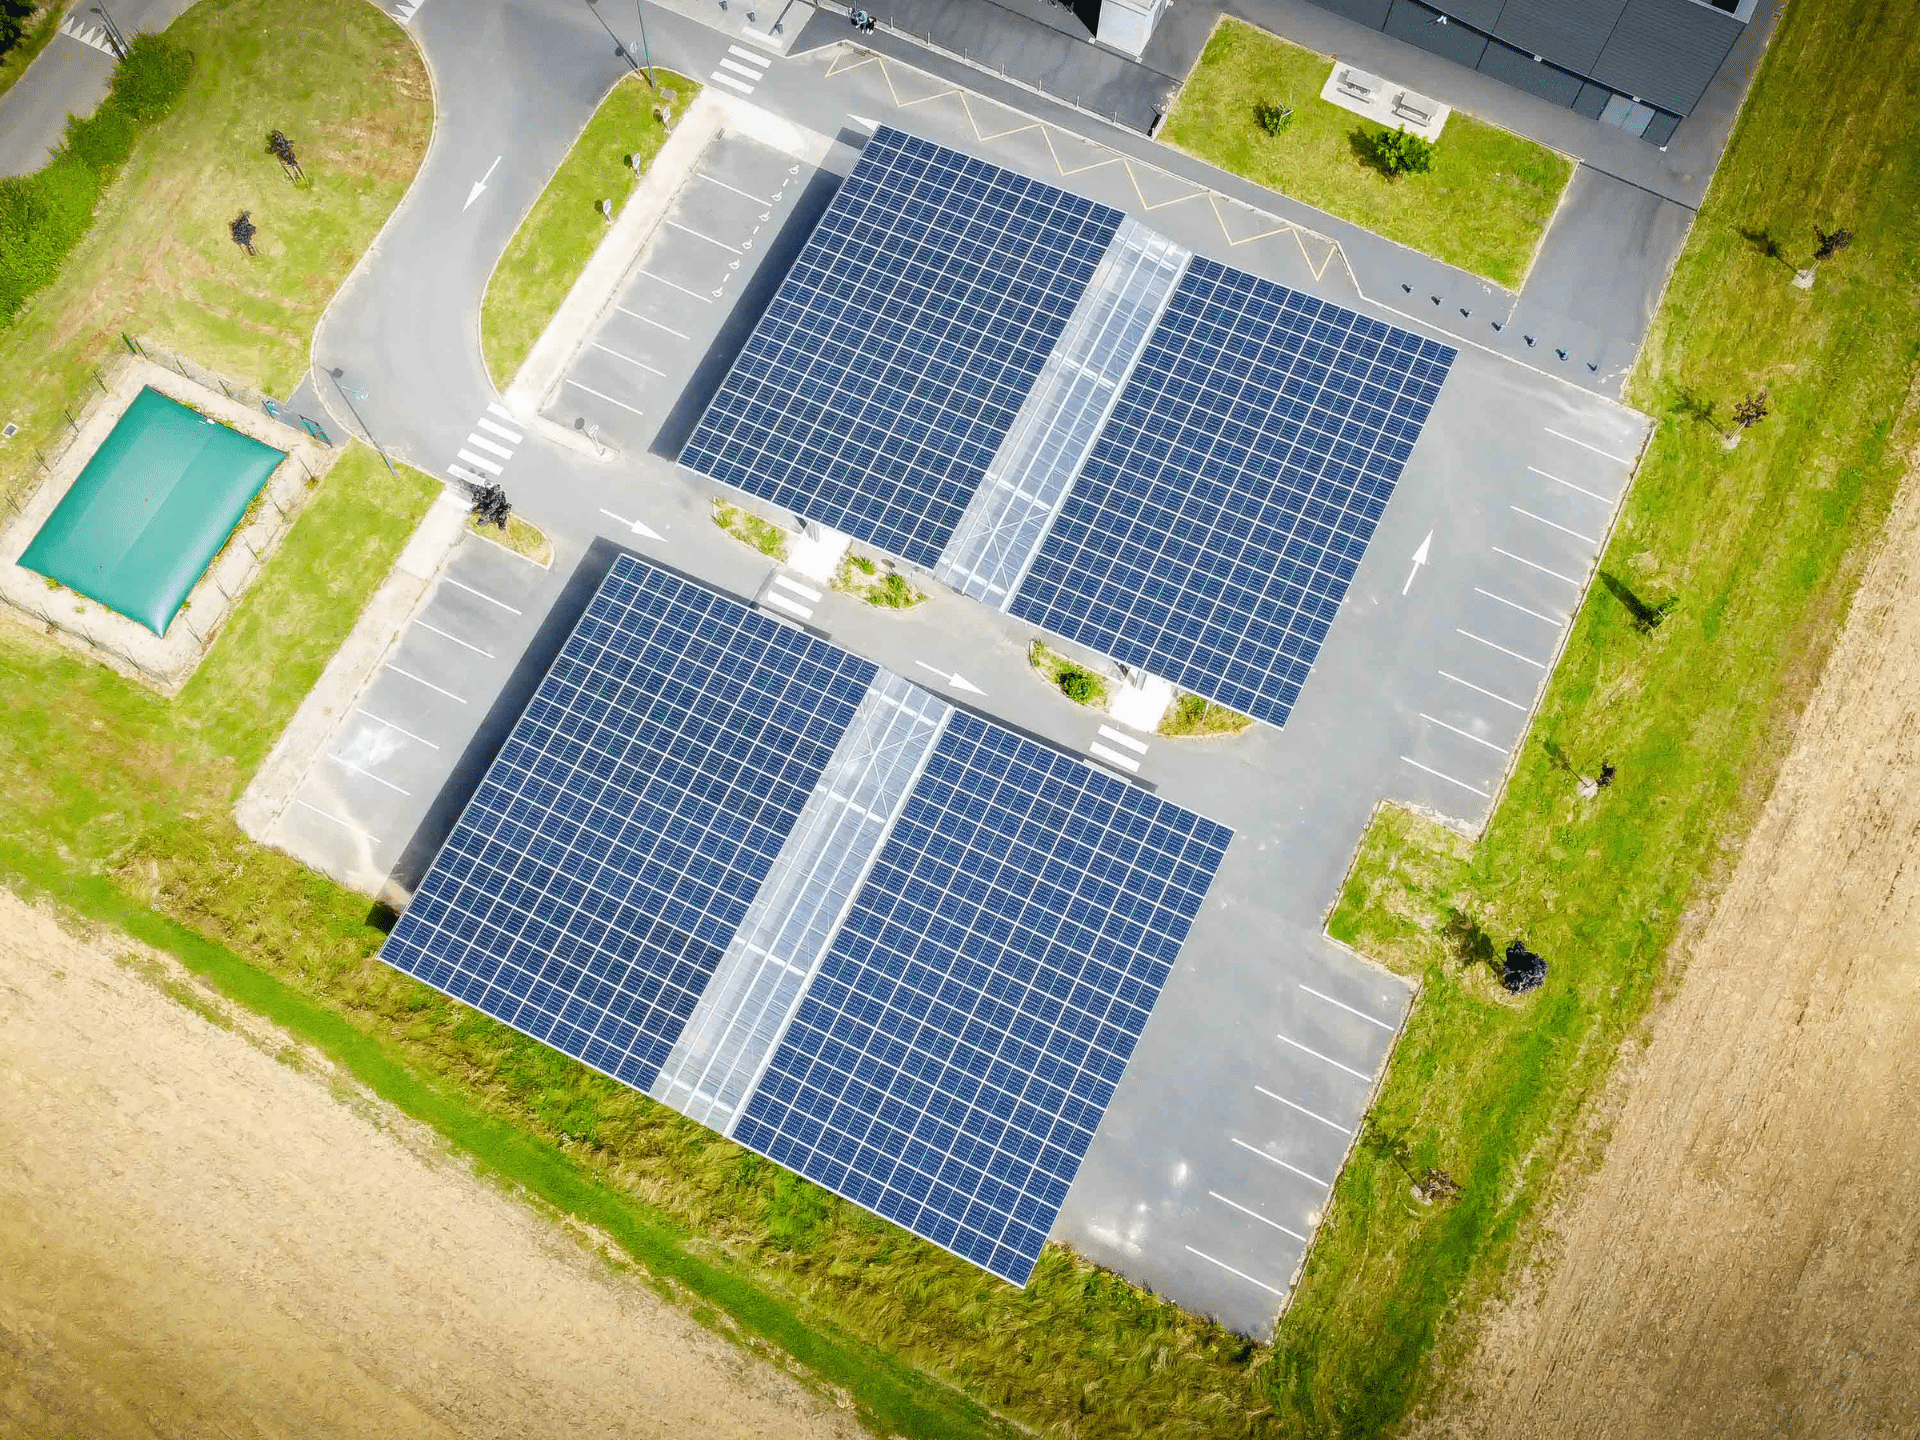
92,369,107,395
63,410,79,438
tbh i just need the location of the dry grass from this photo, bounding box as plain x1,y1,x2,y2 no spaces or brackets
712,498,789,560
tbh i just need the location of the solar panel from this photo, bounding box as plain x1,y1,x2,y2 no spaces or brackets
734,711,1232,1284
381,557,876,1089
679,126,1124,566
1008,259,1456,726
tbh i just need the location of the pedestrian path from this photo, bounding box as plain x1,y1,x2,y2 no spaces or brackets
446,403,522,491
709,43,771,96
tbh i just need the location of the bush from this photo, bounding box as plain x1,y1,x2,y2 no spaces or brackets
1372,126,1436,177
0,0,34,57
1058,666,1103,705
1255,99,1293,136
0,36,193,324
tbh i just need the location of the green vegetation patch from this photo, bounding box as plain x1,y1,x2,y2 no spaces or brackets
0,0,74,103
0,0,432,513
832,552,926,609
1164,18,1572,288
1030,639,1108,707
1157,692,1254,738
711,498,789,559
468,510,553,566
1280,0,1920,1429
481,70,697,387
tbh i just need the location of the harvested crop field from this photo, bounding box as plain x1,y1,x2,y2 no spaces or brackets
0,889,862,1440
1433,469,1920,1439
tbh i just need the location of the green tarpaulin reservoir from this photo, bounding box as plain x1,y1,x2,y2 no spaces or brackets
20,387,285,635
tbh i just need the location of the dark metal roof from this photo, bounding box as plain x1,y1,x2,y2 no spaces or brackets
1492,0,1625,73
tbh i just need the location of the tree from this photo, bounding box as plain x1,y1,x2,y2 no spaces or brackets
1795,225,1853,289
1254,100,1293,136
1371,127,1435,178
267,128,304,181
1732,389,1770,431
469,482,511,530
228,210,256,256
1057,665,1102,705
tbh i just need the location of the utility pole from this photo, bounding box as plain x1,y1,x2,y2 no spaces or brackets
582,0,644,80
327,367,399,480
91,4,129,59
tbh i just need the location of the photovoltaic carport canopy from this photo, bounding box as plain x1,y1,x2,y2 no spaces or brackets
679,127,1455,729
382,554,1231,1284
18,386,285,635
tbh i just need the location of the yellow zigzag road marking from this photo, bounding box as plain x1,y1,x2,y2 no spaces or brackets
831,49,1348,284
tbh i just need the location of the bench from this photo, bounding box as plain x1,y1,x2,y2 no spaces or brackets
1393,92,1436,126
1337,66,1383,101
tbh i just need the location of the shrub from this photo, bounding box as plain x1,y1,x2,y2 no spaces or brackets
1254,99,1293,136
1058,666,1103,705
108,35,197,121
1372,126,1436,177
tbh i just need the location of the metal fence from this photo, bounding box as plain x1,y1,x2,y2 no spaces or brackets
121,333,334,446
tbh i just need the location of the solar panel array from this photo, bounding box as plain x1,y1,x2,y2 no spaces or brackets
680,126,1123,566
382,558,875,1090
1009,258,1456,726
736,711,1229,1282
384,555,1232,1287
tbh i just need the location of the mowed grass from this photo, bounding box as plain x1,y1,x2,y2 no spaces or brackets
1279,0,1920,1429
481,70,695,387
1163,18,1571,287
0,0,429,512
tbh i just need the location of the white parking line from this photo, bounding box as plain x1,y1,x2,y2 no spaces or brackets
1184,1245,1284,1296
1089,742,1142,773
386,664,467,704
1096,725,1149,754
1474,587,1565,625
456,447,504,475
707,70,756,95
638,268,711,302
357,707,440,749
442,576,522,614
1254,1084,1353,1135
294,799,381,845
463,433,514,459
1298,983,1399,1031
1528,465,1612,504
331,754,411,796
1546,427,1635,465
1277,1032,1374,1082
697,171,771,204
1439,669,1528,712
1421,712,1507,752
667,219,743,254
414,618,493,658
1457,628,1547,669
475,417,523,444
1511,505,1598,546
564,377,646,417
1493,545,1582,587
591,341,666,376
1402,754,1492,798
1230,1136,1330,1188
616,305,690,339
1209,1190,1309,1244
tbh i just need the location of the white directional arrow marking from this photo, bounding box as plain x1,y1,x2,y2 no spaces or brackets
465,155,502,212
914,660,985,696
1402,530,1433,597
599,507,664,540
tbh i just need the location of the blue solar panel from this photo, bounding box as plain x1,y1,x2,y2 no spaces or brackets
1008,259,1457,726
679,126,1124,566
381,557,876,1089
735,711,1232,1284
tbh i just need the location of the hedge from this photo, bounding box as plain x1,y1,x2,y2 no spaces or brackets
0,35,193,323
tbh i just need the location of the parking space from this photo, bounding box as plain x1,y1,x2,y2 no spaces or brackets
549,132,820,455
273,535,561,898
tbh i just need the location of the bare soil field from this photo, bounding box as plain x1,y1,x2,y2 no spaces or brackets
0,891,865,1440
1432,472,1920,1438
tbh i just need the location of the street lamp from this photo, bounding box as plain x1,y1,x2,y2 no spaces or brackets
582,0,653,87
91,4,129,59
633,0,656,87
326,367,399,480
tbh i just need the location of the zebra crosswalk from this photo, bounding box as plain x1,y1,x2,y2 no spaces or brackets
709,43,771,96
1089,724,1150,775
761,571,822,622
447,404,522,491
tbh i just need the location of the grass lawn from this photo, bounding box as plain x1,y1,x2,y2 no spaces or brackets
468,511,553,566
1270,0,1920,1429
0,0,72,102
1163,18,1571,288
1158,692,1253,738
481,70,696,388
0,0,429,512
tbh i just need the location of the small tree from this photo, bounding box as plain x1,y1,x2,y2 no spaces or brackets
470,482,512,530
1058,665,1102,705
1372,127,1435,178
267,128,304,181
1795,226,1853,289
229,210,256,257
1254,100,1293,136
1732,389,1770,431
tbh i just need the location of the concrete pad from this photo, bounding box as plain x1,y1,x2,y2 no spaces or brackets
1319,62,1451,140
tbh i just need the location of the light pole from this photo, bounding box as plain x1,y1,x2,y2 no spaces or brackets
91,4,129,59
327,367,399,480
582,0,648,84
633,0,656,87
